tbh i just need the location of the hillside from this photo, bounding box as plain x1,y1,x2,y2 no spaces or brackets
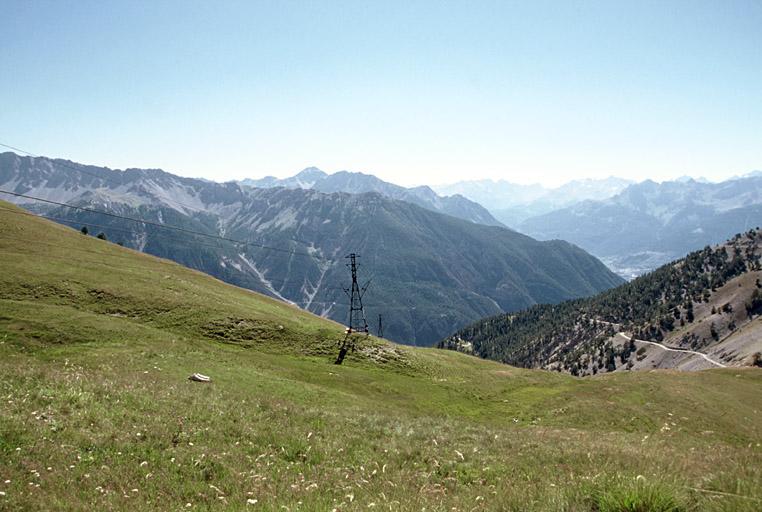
1,200,761,511
0,152,623,346
241,167,503,227
519,177,762,278
440,230,762,375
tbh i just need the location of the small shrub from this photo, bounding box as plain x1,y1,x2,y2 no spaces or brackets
592,480,684,512
710,323,719,341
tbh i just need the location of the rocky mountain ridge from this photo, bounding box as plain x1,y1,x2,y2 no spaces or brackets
242,167,503,227
0,152,623,346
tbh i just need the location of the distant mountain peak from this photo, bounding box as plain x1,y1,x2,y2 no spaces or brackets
674,175,711,183
295,167,327,179
730,170,762,180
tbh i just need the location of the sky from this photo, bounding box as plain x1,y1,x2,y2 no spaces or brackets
1,0,760,187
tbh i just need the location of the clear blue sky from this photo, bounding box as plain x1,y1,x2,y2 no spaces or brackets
1,0,760,186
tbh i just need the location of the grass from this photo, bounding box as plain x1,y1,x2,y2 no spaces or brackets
0,200,761,511
590,479,685,512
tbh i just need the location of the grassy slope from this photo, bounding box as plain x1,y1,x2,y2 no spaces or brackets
0,201,761,511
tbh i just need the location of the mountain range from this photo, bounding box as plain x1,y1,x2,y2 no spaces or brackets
0,152,623,346
519,177,762,278
435,177,634,227
438,174,762,279
242,167,504,227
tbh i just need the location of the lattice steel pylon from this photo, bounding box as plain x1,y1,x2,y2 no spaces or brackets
335,253,370,364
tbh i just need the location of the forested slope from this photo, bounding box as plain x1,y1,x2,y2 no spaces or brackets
440,229,762,374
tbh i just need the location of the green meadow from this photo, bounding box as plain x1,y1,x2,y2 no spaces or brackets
1,201,760,511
